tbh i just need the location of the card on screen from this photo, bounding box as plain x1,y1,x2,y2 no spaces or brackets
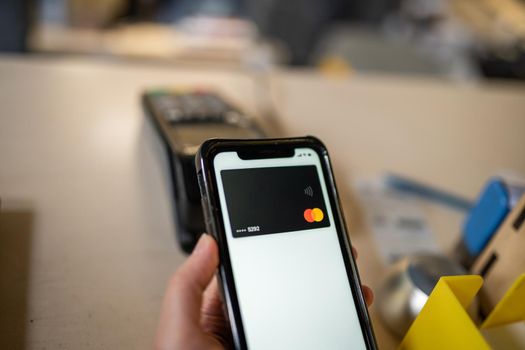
221,166,330,238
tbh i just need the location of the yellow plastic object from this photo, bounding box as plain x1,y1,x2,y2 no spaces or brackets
398,275,490,350
482,273,525,329
317,56,352,78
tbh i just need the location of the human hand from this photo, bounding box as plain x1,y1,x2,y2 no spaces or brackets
156,234,229,350
155,234,373,350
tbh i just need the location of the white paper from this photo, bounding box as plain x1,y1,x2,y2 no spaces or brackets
355,178,440,263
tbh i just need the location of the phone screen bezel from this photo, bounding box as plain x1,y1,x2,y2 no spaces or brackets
197,137,377,350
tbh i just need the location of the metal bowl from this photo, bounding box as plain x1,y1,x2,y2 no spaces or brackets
376,254,468,338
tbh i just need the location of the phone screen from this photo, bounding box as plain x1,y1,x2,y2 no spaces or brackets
213,148,367,350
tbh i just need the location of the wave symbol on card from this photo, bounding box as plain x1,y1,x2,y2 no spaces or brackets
304,186,314,197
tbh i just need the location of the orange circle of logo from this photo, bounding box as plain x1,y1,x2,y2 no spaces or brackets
303,209,314,223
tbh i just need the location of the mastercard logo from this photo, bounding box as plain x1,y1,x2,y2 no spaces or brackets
304,208,324,223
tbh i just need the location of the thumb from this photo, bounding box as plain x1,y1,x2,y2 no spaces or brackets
174,234,219,321
156,234,219,348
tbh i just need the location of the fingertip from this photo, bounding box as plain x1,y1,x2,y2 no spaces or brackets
178,234,219,290
193,233,213,254
197,233,219,263
363,285,374,307
351,245,358,260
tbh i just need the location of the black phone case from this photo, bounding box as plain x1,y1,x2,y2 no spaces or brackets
195,136,378,350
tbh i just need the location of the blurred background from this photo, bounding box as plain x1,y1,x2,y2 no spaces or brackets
2,0,525,81
2,2,525,349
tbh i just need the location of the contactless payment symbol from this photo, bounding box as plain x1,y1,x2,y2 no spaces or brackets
304,208,324,223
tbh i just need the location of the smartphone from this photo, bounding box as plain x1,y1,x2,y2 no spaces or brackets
196,137,377,350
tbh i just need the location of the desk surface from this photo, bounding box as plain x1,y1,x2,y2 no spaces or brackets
1,56,524,349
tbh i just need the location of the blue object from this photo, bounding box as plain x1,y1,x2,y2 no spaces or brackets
386,174,474,211
463,178,510,256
